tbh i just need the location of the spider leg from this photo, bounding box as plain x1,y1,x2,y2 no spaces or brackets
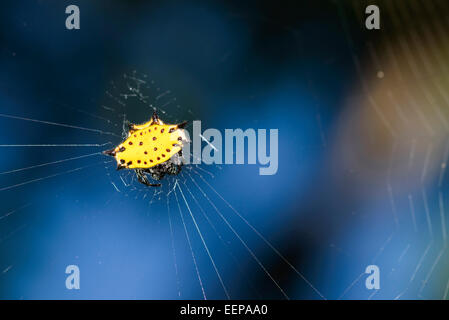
167,162,182,175
135,169,161,187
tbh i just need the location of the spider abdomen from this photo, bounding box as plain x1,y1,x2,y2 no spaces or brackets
104,112,187,171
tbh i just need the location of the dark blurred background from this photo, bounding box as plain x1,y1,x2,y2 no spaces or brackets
1,0,449,299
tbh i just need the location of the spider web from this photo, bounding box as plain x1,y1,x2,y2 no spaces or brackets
97,71,326,299
0,69,326,299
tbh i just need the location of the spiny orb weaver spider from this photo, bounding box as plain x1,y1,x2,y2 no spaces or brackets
103,111,188,187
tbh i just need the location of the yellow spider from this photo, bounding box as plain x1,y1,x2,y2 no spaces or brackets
103,111,187,186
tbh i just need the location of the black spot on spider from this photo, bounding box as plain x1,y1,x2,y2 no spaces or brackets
139,142,143,146
144,161,147,165
166,149,170,152
127,161,132,165
154,147,157,151
137,160,141,164
162,154,165,157
150,159,154,163
140,132,143,136
119,146,126,152
157,157,160,160
148,129,151,133
177,137,182,141
134,134,137,137
161,128,164,133
129,141,133,145
120,159,125,164
153,137,157,141
144,151,148,154
169,128,175,133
